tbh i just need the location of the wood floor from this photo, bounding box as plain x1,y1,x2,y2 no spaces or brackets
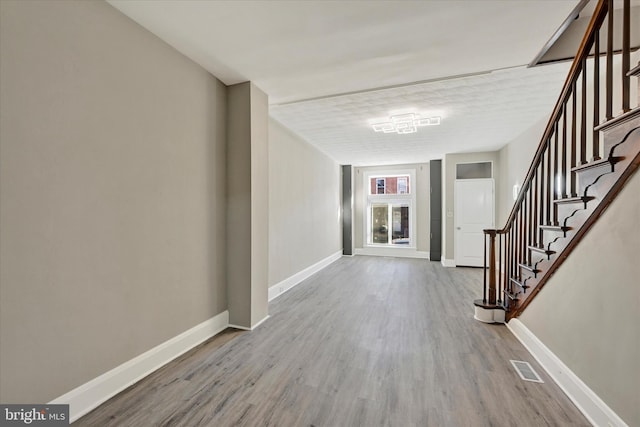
77,256,588,426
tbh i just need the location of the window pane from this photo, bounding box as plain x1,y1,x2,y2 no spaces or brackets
371,204,388,243
456,162,492,179
391,205,410,244
398,177,408,194
370,175,410,194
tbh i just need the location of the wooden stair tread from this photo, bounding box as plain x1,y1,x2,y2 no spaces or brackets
504,290,519,301
509,277,529,290
594,107,640,132
571,156,623,173
519,263,540,273
627,62,640,77
473,299,505,309
528,245,556,256
539,224,571,232
554,195,595,205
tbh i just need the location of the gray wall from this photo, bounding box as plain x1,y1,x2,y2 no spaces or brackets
497,118,547,226
268,119,342,286
0,0,227,403
442,151,500,262
519,170,640,427
354,163,430,252
342,165,354,256
429,160,443,261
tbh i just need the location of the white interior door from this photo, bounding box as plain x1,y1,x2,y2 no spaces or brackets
455,179,494,267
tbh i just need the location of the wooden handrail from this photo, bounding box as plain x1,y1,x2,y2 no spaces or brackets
494,0,609,235
479,0,638,318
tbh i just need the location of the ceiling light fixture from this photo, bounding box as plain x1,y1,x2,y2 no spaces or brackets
372,113,441,135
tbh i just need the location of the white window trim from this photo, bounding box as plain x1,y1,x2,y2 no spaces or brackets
363,169,417,249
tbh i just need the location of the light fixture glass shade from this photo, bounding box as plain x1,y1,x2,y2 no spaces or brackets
372,113,441,134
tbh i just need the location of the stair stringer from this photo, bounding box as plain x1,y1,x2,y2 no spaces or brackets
508,116,640,320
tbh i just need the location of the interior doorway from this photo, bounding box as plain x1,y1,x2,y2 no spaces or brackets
454,178,494,267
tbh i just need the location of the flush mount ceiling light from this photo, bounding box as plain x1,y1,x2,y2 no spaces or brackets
372,113,441,134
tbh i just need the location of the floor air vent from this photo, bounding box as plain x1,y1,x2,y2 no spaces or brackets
510,360,544,383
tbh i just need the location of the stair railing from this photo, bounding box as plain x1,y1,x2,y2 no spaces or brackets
480,0,635,319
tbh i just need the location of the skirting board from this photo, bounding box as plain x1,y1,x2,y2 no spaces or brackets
49,310,229,423
268,250,342,301
441,258,456,267
354,248,429,259
229,315,270,331
507,319,629,427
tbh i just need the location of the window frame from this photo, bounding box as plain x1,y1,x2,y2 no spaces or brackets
364,169,417,248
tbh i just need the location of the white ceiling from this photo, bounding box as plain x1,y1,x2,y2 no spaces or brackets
107,0,580,166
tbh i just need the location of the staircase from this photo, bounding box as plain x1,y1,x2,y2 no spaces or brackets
474,0,639,323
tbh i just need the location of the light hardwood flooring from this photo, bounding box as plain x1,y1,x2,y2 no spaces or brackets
77,256,588,426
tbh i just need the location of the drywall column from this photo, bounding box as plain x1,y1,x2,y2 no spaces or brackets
227,82,269,329
342,165,354,255
429,160,442,261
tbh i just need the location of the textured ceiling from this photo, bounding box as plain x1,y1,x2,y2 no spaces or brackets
107,0,580,166
271,62,571,166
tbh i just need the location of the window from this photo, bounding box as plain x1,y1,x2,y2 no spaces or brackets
365,171,415,247
370,203,410,244
398,177,408,194
369,175,410,195
456,162,492,179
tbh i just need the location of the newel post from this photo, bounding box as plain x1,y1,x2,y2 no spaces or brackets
476,228,503,323
485,229,497,305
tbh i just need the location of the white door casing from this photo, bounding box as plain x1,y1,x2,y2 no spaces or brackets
455,179,494,267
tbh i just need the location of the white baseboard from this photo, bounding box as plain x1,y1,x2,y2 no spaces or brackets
268,250,342,301
50,310,229,423
229,315,270,331
354,247,429,259
441,258,456,267
507,319,628,427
